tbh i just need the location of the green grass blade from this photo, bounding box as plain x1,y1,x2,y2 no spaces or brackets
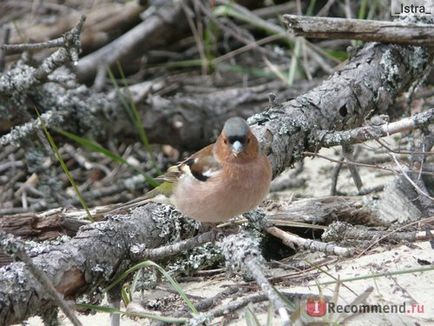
107,67,134,121
320,265,434,285
105,260,198,314
115,63,151,150
358,0,368,19
266,303,274,326
57,129,125,164
109,63,161,175
121,286,131,306
76,303,187,323
56,129,158,187
287,37,302,85
245,303,261,326
212,3,292,48
306,0,317,16
35,108,94,222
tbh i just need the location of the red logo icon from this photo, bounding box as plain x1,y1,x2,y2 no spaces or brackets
306,297,327,317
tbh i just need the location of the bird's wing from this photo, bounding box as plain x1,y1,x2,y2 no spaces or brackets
156,144,222,183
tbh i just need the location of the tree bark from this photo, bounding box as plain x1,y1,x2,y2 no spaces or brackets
283,15,434,46
0,38,432,325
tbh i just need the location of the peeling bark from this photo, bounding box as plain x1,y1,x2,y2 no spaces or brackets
248,42,432,176
0,37,432,324
0,204,198,325
284,15,434,46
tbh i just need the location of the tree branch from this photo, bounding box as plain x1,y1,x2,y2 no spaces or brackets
283,15,434,46
0,25,433,324
316,108,434,147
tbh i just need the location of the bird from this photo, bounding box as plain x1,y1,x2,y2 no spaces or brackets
156,117,272,223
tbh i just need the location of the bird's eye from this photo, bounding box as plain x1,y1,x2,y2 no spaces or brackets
247,138,251,144
224,139,228,144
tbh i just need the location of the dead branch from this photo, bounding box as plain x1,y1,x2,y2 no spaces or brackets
137,80,317,150
75,1,189,82
2,13,432,151
131,229,218,261
0,75,318,150
0,204,198,325
1,37,65,53
0,16,85,95
0,19,433,324
218,231,290,325
322,221,433,244
5,2,145,56
249,45,432,177
0,231,82,326
342,144,363,192
316,108,434,147
266,196,375,225
283,15,434,46
0,212,87,242
190,291,327,324
266,226,355,257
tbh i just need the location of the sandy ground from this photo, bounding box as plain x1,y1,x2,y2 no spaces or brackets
24,141,434,325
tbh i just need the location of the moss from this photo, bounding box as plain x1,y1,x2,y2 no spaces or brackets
217,230,264,278
380,48,401,92
166,242,223,276
150,204,200,242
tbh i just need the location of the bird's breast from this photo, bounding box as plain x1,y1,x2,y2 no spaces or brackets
172,156,271,223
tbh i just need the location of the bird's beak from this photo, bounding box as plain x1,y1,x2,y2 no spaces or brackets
232,140,243,156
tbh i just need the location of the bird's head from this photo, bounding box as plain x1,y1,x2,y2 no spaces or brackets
215,117,259,162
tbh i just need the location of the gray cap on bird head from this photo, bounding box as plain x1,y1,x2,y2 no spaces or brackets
222,117,250,138
222,117,250,156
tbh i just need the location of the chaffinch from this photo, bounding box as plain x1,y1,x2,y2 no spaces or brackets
157,117,272,223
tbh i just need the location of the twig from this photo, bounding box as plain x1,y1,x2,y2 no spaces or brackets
245,257,290,325
108,285,122,326
322,221,434,243
213,33,284,65
270,161,305,192
408,134,434,214
357,216,434,258
0,231,82,326
330,156,344,195
283,15,434,46
195,1,278,60
316,108,434,147
0,110,69,150
267,226,355,257
304,151,434,176
317,0,337,17
337,286,374,323
218,231,290,325
154,286,241,326
304,151,395,173
0,25,10,72
0,16,85,95
75,1,185,81
190,291,324,324
0,37,65,53
130,229,219,261
390,152,434,200
342,145,363,192
183,1,207,75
